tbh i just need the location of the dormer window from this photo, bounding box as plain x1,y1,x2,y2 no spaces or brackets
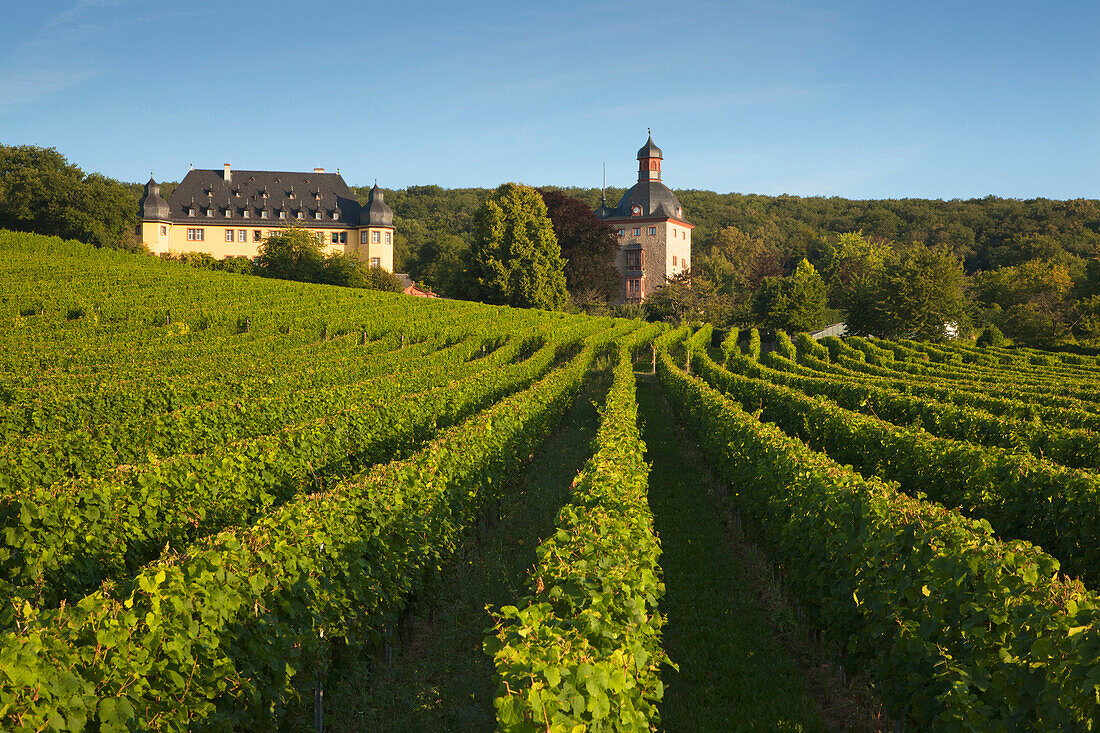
206,208,213,217
631,205,641,216
188,207,196,217
278,210,286,219
296,211,303,220
314,211,322,220
225,208,233,217
332,210,340,220
261,210,269,219
243,209,251,219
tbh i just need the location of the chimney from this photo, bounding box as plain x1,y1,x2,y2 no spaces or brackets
314,167,325,173
223,163,231,182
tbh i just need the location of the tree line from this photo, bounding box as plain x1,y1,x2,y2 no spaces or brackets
4,143,1100,345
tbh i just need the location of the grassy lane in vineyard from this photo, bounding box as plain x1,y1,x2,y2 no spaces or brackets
637,375,823,732
305,365,611,732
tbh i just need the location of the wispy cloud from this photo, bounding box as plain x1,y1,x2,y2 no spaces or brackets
0,0,131,109
42,0,126,29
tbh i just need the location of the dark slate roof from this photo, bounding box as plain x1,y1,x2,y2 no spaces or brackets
139,177,170,221
164,168,361,225
637,134,662,160
599,180,688,223
361,184,394,227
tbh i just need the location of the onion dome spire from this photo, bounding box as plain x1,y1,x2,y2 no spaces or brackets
360,183,394,227
637,131,663,182
139,176,170,221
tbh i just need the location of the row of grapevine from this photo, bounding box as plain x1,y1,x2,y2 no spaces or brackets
695,338,1100,584
754,345,1100,470
659,342,1100,729
486,329,669,732
0,317,640,730
805,338,1100,430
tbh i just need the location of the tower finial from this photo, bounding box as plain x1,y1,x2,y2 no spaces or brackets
648,127,651,136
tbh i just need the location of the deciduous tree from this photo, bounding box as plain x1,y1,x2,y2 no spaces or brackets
539,189,621,303
468,183,568,310
254,224,325,281
752,259,829,332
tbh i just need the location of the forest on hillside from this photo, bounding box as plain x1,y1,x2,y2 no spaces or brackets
4,144,1100,344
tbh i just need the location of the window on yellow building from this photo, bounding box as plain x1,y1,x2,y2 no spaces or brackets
370,257,380,268
331,232,347,244
672,256,677,266
361,230,369,245
372,231,380,244
187,228,204,241
238,229,246,242
225,230,234,242
253,230,262,242
160,225,166,236
385,231,391,244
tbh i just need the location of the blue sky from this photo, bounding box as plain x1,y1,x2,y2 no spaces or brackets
1,0,1097,199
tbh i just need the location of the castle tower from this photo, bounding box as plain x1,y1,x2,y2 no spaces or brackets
357,183,395,271
595,133,693,303
138,177,171,251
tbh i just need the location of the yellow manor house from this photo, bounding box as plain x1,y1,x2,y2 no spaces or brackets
138,164,395,271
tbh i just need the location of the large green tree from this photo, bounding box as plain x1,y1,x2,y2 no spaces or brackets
752,259,829,332
0,145,137,249
468,183,568,310
538,189,620,304
851,243,970,340
254,224,325,281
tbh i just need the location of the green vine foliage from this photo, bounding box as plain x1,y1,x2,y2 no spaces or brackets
698,349,1100,584
657,348,1100,730
719,326,740,366
755,348,1100,471
774,329,795,360
486,332,670,732
803,339,1100,431
0,322,643,730
747,328,761,361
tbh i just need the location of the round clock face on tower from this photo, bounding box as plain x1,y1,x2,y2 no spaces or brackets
631,205,641,216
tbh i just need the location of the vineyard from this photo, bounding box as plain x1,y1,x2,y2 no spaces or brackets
3,228,1100,731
